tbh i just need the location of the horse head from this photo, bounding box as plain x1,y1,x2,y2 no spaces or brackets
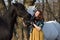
11,2,32,25
12,2,31,19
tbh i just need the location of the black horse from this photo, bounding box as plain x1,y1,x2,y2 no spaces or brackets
0,2,31,40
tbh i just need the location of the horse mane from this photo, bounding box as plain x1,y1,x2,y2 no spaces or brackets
12,2,25,10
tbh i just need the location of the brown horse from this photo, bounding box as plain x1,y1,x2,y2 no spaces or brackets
0,2,31,40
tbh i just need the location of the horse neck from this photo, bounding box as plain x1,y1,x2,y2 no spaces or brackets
8,6,17,26
2,6,16,26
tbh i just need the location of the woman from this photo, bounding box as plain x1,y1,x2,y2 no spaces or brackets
30,9,44,40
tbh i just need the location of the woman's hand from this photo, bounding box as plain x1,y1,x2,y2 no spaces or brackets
33,23,41,31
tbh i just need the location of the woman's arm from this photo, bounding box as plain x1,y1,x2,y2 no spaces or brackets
33,23,41,31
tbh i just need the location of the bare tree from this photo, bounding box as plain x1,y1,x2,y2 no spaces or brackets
45,0,57,21
24,0,36,8
0,0,6,10
42,0,44,13
8,0,12,8
58,0,60,23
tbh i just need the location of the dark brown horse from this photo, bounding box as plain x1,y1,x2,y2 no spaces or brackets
0,2,31,40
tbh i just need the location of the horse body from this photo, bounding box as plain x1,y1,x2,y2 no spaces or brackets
52,21,60,40
42,21,60,40
0,16,11,40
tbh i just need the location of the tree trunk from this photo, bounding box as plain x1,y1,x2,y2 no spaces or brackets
24,0,36,8
42,0,44,13
45,0,57,21
58,0,60,23
0,0,7,17
8,0,12,8
45,0,50,21
0,0,6,10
